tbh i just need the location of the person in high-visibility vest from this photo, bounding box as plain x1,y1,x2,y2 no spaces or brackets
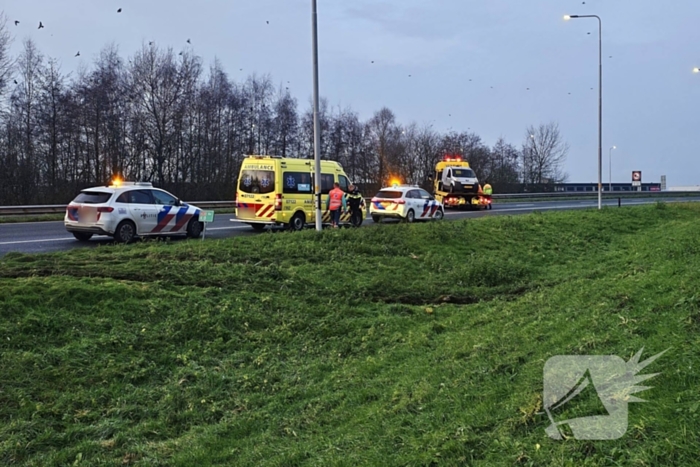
326,182,347,228
345,184,364,227
483,181,493,209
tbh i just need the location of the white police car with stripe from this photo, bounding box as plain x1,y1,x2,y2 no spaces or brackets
64,180,204,243
370,185,445,223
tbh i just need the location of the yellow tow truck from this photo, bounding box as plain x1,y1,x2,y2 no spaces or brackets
429,155,490,210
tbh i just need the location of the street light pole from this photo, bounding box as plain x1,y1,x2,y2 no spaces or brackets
311,0,322,231
565,14,603,209
609,145,616,192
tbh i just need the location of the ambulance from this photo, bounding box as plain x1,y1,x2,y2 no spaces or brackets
234,156,364,231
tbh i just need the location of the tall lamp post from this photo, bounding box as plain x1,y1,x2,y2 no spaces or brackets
565,14,603,210
311,0,322,231
608,145,616,192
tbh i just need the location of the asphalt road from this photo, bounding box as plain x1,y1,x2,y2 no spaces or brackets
1,196,698,257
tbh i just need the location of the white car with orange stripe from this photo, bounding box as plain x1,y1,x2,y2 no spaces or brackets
370,185,445,223
64,181,204,243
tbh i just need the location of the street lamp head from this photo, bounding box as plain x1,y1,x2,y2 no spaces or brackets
563,15,571,20
694,67,700,73
612,145,616,149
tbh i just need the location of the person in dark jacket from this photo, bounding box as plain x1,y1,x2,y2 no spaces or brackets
346,184,364,227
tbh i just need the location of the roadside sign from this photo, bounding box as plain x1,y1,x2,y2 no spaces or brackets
199,210,214,223
632,171,642,187
199,210,214,240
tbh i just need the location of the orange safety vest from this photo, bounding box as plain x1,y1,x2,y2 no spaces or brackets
329,188,344,210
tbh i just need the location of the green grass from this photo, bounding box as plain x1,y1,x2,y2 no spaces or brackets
2,202,700,466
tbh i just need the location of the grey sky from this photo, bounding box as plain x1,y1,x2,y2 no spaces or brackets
4,0,700,185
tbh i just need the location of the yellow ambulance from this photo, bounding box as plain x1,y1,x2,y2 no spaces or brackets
234,155,364,231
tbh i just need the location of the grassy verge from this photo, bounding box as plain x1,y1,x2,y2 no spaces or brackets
2,203,700,466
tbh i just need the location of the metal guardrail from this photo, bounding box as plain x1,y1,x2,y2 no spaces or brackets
0,191,697,217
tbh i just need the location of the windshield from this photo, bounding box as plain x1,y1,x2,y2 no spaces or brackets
73,191,112,204
239,170,275,194
452,169,475,178
375,190,403,199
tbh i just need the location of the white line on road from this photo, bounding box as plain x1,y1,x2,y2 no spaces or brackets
0,237,74,246
206,226,248,231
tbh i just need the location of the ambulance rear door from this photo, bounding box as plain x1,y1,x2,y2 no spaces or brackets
237,163,277,222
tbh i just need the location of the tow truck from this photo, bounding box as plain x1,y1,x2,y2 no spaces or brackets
429,155,490,210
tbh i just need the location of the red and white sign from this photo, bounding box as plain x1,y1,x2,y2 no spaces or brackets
632,171,642,186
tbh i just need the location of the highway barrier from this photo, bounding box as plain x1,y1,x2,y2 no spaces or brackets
0,192,697,217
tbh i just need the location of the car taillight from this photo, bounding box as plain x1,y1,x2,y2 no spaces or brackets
274,193,282,211
234,192,238,208
97,207,114,213
371,198,378,203
395,199,405,204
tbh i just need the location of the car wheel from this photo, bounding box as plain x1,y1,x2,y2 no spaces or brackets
371,214,382,223
114,220,136,244
187,218,203,238
249,223,266,232
72,232,93,241
433,209,444,221
288,212,305,231
406,209,415,223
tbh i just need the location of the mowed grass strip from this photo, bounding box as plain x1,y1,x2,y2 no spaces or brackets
1,203,700,466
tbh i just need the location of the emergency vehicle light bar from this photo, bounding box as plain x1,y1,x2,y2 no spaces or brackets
443,155,462,162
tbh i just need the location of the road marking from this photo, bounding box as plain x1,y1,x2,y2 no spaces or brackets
0,237,74,246
206,226,248,231
0,220,64,226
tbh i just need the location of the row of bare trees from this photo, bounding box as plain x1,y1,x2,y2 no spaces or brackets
0,16,568,204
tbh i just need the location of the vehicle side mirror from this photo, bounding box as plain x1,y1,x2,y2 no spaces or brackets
175,198,182,206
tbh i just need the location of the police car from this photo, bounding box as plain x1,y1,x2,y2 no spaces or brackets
64,181,204,243
370,185,445,223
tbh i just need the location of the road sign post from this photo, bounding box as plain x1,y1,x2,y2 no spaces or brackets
199,210,215,240
632,171,642,191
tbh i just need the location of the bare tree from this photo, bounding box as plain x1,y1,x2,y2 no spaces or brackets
489,137,521,191
522,122,568,188
0,13,13,100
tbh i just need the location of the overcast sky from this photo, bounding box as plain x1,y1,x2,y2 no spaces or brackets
3,0,700,186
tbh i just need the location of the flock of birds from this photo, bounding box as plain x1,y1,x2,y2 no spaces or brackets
10,2,611,105
11,7,274,61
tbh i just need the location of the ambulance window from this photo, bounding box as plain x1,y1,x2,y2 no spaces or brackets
239,170,275,194
338,175,349,191
315,174,334,194
283,172,312,194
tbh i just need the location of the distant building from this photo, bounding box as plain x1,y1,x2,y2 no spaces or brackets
552,182,661,193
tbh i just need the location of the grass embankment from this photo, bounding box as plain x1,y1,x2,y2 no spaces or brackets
2,203,700,466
